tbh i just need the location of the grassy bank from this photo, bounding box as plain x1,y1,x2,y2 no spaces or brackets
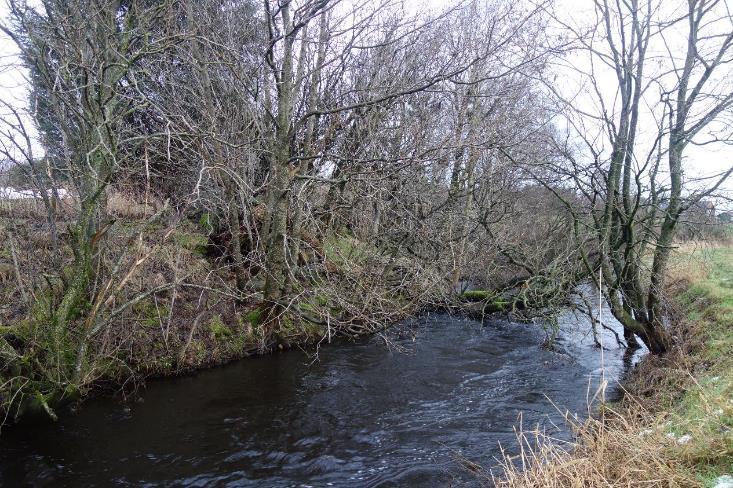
491,242,733,487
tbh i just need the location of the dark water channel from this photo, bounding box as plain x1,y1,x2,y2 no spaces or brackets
0,309,643,487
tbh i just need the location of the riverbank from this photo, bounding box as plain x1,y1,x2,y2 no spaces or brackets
3,185,573,424
492,242,733,487
0,204,452,422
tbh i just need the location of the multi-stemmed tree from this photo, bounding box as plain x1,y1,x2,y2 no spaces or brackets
540,0,733,353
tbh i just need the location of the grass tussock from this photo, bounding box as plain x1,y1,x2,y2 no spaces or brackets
491,242,733,487
488,407,699,487
107,190,163,220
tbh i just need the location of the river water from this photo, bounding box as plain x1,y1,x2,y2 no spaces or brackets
0,309,642,487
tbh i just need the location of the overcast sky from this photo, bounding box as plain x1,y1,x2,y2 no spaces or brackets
1,0,731,200
555,0,733,201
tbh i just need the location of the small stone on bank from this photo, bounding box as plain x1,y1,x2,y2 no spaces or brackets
676,434,692,445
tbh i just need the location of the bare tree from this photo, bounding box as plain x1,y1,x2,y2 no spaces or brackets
537,0,733,353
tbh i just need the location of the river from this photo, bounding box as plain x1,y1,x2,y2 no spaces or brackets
0,306,643,487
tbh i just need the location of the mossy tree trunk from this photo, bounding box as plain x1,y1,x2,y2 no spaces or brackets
2,0,179,411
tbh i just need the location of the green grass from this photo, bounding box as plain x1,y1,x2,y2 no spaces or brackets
208,314,232,340
667,245,733,483
171,229,208,256
323,234,375,267
243,308,263,328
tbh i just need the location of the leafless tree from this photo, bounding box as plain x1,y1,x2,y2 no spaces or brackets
535,0,733,353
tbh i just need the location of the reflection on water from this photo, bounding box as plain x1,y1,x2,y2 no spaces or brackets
0,307,643,487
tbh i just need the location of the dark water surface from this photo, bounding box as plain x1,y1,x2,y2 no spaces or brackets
0,312,641,487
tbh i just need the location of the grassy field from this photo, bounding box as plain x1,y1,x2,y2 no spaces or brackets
666,244,733,484
491,242,733,487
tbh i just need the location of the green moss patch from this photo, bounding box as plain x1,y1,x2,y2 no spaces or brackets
208,314,232,341
172,230,208,256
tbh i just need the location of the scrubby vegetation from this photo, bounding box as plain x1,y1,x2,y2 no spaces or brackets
0,0,585,424
0,194,449,421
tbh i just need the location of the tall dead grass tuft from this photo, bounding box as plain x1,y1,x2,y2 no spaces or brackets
107,190,162,219
488,405,699,487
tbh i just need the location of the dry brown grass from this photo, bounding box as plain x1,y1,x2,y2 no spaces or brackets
487,405,699,488
665,239,732,288
485,369,720,487
0,188,161,221
0,190,77,220
107,190,163,219
0,197,51,219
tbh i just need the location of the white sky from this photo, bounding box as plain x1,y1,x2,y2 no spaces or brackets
554,0,733,204
1,0,731,202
